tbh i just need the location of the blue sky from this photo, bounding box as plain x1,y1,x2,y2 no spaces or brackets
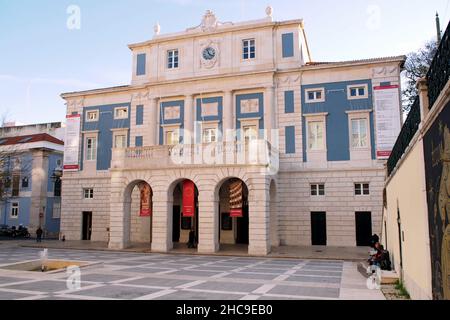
0,0,449,125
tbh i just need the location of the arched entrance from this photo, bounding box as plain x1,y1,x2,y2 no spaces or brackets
171,179,199,251
217,178,249,252
121,180,153,248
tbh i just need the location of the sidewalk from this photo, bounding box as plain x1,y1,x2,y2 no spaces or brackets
6,240,369,261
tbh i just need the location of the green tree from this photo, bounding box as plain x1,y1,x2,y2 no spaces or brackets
402,40,438,113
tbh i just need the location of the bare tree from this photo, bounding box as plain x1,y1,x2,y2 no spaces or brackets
402,40,438,113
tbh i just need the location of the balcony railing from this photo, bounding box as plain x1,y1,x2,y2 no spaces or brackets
427,21,450,109
111,140,279,171
387,97,421,176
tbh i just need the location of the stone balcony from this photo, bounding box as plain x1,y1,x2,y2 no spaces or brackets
111,140,279,171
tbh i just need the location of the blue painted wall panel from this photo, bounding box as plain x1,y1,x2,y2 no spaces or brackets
45,198,60,233
196,97,223,143
285,126,296,154
159,100,185,145
135,136,143,147
282,33,294,58
83,103,131,170
301,79,374,161
136,53,146,76
136,105,144,125
284,91,295,113
235,93,264,139
1,198,31,228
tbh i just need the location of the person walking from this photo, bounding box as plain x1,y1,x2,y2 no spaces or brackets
36,227,43,243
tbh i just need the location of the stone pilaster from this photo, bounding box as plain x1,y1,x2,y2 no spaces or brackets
223,90,234,141
148,97,158,146
264,86,276,143
198,191,219,254
29,150,49,231
151,190,173,252
248,178,271,256
184,95,195,144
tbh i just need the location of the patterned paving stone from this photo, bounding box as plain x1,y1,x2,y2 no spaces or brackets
267,285,340,298
0,290,34,300
72,284,160,299
155,290,245,300
120,277,195,288
189,281,262,293
283,275,341,284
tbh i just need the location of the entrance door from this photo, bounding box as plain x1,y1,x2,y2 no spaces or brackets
311,212,327,245
236,205,249,244
355,212,372,246
82,211,92,241
172,205,181,243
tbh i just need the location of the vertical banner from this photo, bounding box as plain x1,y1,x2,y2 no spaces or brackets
183,180,195,217
139,183,152,217
63,114,81,171
229,180,243,218
373,85,402,159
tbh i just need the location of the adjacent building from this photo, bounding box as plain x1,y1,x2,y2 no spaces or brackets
383,21,450,300
60,8,405,255
0,122,65,237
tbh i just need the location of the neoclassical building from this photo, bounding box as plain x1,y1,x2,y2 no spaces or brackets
60,8,405,255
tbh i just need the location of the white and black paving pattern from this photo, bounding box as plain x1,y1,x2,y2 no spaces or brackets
0,246,385,300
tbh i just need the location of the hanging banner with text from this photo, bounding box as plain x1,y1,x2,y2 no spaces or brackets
182,180,195,217
139,183,152,217
63,114,81,171
229,180,243,218
373,85,402,159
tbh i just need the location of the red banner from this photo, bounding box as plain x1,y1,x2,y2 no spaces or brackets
229,180,244,218
183,180,195,217
139,183,152,217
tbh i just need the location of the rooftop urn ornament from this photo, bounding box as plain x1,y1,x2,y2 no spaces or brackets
266,5,273,18
154,22,161,36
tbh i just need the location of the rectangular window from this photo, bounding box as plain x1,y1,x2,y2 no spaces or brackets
136,105,144,125
285,126,296,154
284,91,295,113
83,188,94,199
10,202,19,218
351,119,368,148
311,184,325,196
243,125,258,142
348,85,368,99
282,33,294,58
165,130,179,145
305,88,325,103
135,136,143,147
52,202,61,219
114,107,128,119
202,128,217,143
12,175,20,197
242,39,256,60
355,183,370,196
86,137,97,161
136,53,146,76
114,134,127,149
308,121,325,150
167,50,179,69
86,110,99,122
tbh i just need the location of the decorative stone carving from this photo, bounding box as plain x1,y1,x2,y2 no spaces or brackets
277,75,301,86
372,66,399,78
164,106,181,120
201,102,219,117
241,99,259,114
187,10,233,33
200,40,220,69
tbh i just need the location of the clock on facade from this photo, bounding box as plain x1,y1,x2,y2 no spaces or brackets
202,47,216,60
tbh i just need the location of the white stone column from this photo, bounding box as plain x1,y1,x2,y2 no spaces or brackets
223,90,234,141
148,97,158,146
151,190,173,252
264,86,275,143
248,178,271,256
184,94,195,144
29,150,49,231
197,191,219,254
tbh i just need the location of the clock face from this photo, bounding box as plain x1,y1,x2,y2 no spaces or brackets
202,47,216,60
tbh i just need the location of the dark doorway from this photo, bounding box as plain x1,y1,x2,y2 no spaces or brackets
355,212,372,246
311,212,327,245
236,204,249,244
172,205,181,243
82,211,92,241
